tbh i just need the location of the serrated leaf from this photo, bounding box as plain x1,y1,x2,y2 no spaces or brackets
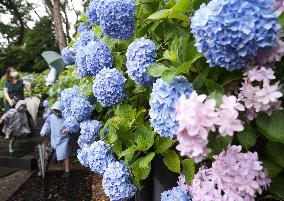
182,159,195,184
256,111,284,143
154,136,175,154
147,63,172,77
263,159,282,179
172,0,192,12
163,150,181,173
131,176,143,190
135,125,155,152
205,79,224,94
208,134,233,155
131,152,155,180
237,124,257,151
114,104,137,129
113,140,122,156
161,69,177,83
120,146,136,165
265,141,284,167
147,9,171,20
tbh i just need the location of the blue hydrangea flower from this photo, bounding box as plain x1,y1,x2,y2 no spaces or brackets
76,41,113,77
61,47,76,66
86,0,101,25
161,186,191,201
77,22,90,33
102,161,137,201
43,100,49,108
93,68,126,107
61,87,79,109
149,76,193,138
97,0,135,40
64,116,80,133
70,96,93,122
191,0,280,70
126,37,157,86
88,140,115,174
78,120,102,148
77,146,90,168
73,30,98,51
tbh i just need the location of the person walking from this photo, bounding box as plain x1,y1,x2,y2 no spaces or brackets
40,101,71,178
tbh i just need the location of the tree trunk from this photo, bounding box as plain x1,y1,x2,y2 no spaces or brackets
52,0,66,51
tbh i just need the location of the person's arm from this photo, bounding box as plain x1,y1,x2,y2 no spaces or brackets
3,87,15,107
40,116,51,136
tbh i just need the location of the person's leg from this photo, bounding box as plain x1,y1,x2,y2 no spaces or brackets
9,137,15,153
62,158,71,178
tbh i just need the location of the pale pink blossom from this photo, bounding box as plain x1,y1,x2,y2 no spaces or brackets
246,66,275,84
216,110,244,136
177,174,191,192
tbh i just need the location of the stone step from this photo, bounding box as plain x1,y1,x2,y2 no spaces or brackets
0,154,37,170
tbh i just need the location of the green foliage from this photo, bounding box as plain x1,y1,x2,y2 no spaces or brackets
265,141,284,168
256,111,284,143
181,159,195,184
237,124,257,151
154,136,175,154
269,176,284,199
131,152,155,181
163,150,181,173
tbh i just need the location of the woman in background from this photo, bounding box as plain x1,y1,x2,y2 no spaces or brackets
3,67,32,112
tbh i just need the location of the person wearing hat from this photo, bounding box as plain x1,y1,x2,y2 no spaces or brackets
40,101,71,178
0,100,31,153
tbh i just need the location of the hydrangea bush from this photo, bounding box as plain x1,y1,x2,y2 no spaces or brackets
45,0,284,200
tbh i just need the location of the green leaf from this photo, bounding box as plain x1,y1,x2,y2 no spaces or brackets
205,79,224,94
208,134,233,155
163,150,181,173
263,158,282,179
193,66,209,89
120,146,136,165
154,136,176,154
269,176,284,198
207,91,223,107
132,152,155,180
279,13,284,30
131,176,143,190
237,124,257,151
147,63,173,77
113,140,123,156
135,125,155,152
219,70,243,86
147,9,171,20
181,159,195,184
163,50,178,62
161,69,177,83
265,141,284,167
114,104,137,130
256,111,284,143
172,0,192,12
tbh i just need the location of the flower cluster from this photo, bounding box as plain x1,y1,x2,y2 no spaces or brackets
176,91,244,162
77,22,90,33
70,96,93,122
177,174,191,193
191,0,280,70
97,0,136,40
238,66,283,120
102,161,137,201
64,116,80,133
78,120,102,148
149,76,194,138
77,146,90,168
73,30,98,51
93,68,126,107
88,140,115,174
190,146,271,201
76,41,113,77
43,100,49,108
126,37,156,86
61,47,76,66
161,186,191,201
61,87,80,117
86,0,101,25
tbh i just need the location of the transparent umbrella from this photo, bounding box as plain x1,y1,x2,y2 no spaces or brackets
38,143,45,179
41,51,65,73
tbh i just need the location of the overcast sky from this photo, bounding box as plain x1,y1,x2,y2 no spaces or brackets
0,0,84,45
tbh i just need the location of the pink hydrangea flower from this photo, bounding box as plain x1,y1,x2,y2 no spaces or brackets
177,174,191,192
189,146,271,201
275,0,284,12
238,66,283,120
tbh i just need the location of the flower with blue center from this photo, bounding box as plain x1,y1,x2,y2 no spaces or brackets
102,161,137,201
43,100,49,108
76,41,113,77
73,30,98,51
77,22,90,33
64,116,80,133
78,120,102,148
161,186,191,201
149,76,194,138
86,0,101,25
88,140,115,174
93,68,126,107
97,0,136,40
191,0,280,70
70,96,93,122
61,47,76,66
126,37,157,86
77,145,90,168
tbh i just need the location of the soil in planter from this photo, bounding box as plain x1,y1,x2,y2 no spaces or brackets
8,170,92,201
